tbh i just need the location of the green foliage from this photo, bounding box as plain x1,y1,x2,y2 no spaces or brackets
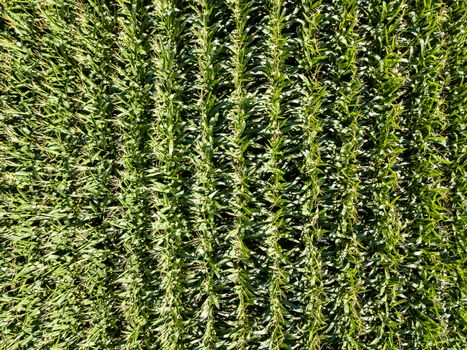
0,0,466,349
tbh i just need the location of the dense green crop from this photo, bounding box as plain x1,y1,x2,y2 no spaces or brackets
0,0,466,349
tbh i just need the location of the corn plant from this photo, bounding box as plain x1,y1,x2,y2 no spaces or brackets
1,0,466,349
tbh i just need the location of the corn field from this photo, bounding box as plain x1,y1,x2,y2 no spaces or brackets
0,0,466,349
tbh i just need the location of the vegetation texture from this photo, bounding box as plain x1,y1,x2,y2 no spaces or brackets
1,0,466,349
